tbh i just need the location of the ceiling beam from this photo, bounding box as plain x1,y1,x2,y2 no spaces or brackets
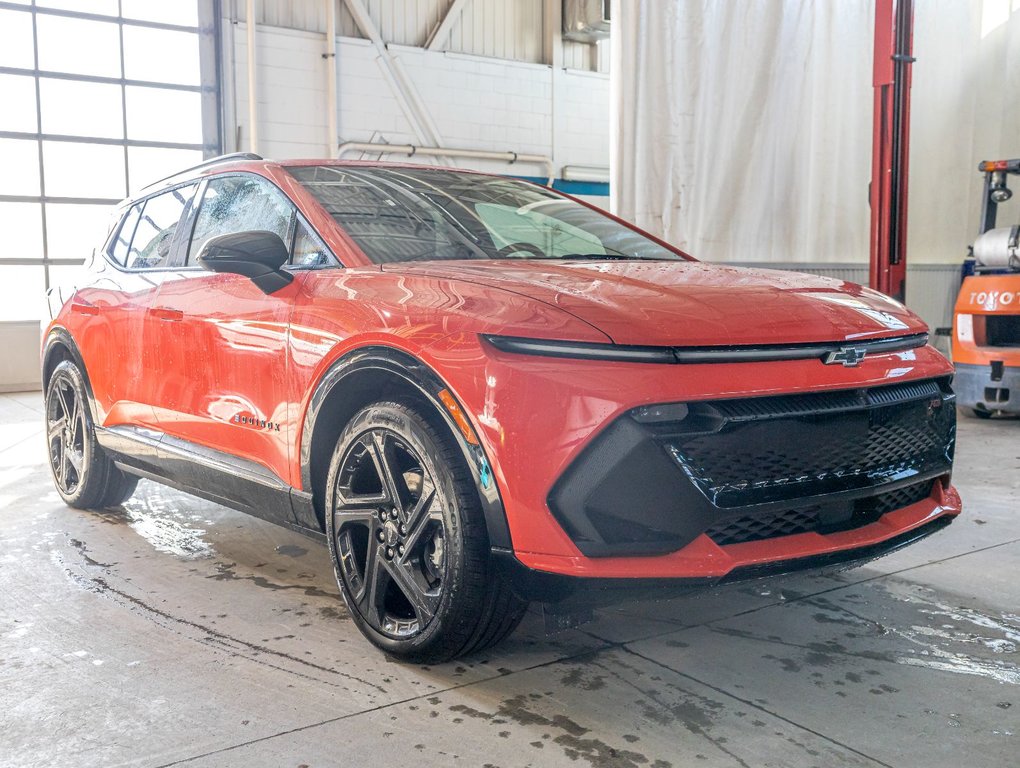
425,0,470,52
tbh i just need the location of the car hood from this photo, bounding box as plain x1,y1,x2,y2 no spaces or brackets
383,260,927,346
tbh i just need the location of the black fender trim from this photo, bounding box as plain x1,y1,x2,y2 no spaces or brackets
300,346,512,549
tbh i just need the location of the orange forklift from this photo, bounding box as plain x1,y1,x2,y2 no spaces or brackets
952,159,1020,417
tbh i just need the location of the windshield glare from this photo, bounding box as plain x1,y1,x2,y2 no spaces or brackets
285,165,684,265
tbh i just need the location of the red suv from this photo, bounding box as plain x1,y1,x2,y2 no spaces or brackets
43,155,960,661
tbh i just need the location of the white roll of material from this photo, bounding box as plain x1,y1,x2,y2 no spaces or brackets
973,226,1020,270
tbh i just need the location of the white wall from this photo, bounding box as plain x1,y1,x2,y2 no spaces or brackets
240,0,608,72
225,23,610,183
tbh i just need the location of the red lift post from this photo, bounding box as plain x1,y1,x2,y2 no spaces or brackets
869,0,915,302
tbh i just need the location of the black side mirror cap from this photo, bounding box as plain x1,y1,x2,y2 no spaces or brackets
196,230,293,294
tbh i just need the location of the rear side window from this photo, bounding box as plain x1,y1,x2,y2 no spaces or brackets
187,175,295,264
108,204,142,266
123,184,197,270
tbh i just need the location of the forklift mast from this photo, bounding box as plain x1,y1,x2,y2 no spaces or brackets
978,159,1020,235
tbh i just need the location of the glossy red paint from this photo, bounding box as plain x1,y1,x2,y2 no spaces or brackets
45,158,959,585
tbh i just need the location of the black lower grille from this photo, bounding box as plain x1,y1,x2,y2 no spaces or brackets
661,378,956,508
705,480,936,546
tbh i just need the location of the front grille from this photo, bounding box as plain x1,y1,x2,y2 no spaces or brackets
547,377,956,557
661,379,955,508
705,479,936,546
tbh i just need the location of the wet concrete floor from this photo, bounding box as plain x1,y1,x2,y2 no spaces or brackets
1,391,1017,767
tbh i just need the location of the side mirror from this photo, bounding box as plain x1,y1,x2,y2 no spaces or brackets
196,230,293,294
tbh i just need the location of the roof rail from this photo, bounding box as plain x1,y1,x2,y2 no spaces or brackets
141,152,265,190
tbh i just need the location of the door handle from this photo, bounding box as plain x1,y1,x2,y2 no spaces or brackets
149,307,184,322
70,300,100,316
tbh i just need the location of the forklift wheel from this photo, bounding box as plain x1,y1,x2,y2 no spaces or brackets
973,409,993,419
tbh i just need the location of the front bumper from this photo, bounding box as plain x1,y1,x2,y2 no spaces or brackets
423,336,961,581
548,376,956,557
494,512,955,604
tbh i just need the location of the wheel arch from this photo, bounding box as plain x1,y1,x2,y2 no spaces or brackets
42,328,97,418
300,346,512,550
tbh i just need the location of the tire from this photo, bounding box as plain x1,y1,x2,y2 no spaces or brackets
45,360,138,509
325,399,527,663
972,408,993,419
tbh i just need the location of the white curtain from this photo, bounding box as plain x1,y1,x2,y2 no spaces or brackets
611,1,1020,266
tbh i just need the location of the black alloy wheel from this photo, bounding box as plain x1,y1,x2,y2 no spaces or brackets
47,369,86,497
325,400,526,662
334,427,445,637
45,360,138,509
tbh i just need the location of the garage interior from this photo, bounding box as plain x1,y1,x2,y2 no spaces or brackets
1,1,1018,767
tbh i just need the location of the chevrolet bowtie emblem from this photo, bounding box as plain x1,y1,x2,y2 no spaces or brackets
823,346,867,367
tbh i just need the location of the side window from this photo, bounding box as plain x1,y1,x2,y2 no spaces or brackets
108,204,142,266
125,184,197,270
187,175,296,264
291,218,331,266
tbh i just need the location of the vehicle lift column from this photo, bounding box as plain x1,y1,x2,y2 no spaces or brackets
869,0,915,303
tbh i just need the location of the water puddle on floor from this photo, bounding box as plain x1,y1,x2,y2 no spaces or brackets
811,581,1020,689
111,485,215,560
893,591,1020,687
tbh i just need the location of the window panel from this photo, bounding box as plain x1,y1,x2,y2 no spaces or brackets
0,10,35,69
126,184,196,269
42,141,126,199
36,0,120,15
0,139,41,195
40,78,124,139
127,146,204,192
0,265,46,321
36,15,121,79
120,0,198,27
0,203,44,260
292,219,332,266
123,26,201,86
125,86,203,144
188,177,295,264
0,74,38,133
46,203,116,262
109,204,142,266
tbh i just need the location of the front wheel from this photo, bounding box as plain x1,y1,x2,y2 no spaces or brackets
45,360,137,509
325,400,526,663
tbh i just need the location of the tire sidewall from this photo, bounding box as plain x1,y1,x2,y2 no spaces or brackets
325,401,479,659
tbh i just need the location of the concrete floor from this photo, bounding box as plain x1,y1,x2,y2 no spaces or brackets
1,392,1017,768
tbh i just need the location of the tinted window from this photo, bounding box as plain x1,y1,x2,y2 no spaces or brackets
286,165,685,265
187,175,295,264
109,203,142,266
125,183,196,269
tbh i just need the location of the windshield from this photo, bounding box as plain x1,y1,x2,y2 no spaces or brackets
285,165,687,265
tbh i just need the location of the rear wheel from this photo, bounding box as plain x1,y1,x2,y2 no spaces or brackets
325,400,526,662
45,360,137,509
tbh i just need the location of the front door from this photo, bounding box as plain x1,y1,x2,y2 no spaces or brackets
148,173,302,487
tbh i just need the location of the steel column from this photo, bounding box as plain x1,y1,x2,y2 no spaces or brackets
869,0,915,302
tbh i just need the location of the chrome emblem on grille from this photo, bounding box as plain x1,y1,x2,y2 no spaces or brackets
823,346,867,367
